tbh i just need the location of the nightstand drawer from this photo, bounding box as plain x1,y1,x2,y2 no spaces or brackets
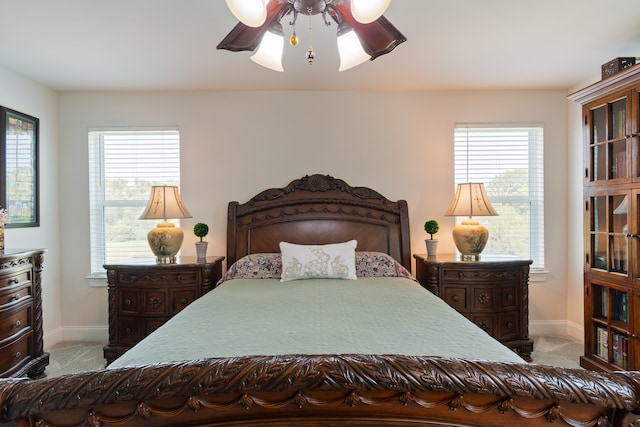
496,312,519,341
117,269,199,286
499,286,518,310
143,290,168,315
472,287,496,311
118,316,144,345
172,290,197,313
443,287,468,311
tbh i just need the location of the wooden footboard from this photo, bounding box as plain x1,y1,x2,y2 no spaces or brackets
1,355,639,426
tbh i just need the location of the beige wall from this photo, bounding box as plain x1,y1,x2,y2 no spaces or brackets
56,89,576,342
0,66,62,342
0,63,583,344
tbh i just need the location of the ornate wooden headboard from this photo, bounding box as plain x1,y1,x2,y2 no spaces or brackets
227,174,411,271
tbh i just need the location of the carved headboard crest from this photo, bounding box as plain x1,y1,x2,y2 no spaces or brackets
247,174,388,205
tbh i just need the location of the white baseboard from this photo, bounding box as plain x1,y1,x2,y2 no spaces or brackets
530,320,584,343
43,326,108,349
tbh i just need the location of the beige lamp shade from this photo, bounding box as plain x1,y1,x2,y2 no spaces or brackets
140,186,192,264
445,183,497,260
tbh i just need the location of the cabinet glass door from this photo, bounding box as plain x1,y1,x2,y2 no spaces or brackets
589,192,629,275
588,97,629,183
590,283,630,369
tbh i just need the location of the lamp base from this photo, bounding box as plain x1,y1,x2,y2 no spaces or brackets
147,222,184,264
451,219,489,260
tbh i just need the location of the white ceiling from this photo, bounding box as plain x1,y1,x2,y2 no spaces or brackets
1,0,640,92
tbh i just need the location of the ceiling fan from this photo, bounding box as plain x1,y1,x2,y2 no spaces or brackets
217,0,407,72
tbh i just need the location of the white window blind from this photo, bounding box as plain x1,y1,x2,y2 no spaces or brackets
454,125,544,268
88,128,181,275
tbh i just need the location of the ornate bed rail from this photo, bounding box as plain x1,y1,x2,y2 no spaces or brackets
0,355,639,426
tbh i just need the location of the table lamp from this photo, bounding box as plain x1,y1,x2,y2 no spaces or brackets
445,182,497,260
139,185,192,263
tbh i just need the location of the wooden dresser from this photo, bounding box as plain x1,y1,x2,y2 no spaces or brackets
414,253,534,361
0,249,49,378
103,256,224,364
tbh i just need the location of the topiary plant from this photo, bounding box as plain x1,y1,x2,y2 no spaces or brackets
193,222,209,242
424,220,439,240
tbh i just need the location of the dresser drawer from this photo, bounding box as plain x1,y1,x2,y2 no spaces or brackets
117,269,200,286
0,332,32,376
0,270,31,290
0,284,32,307
441,266,521,284
0,305,31,342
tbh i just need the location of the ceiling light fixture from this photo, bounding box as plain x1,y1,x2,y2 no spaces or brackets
218,0,406,72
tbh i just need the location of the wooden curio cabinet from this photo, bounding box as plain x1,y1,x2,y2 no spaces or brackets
570,64,640,371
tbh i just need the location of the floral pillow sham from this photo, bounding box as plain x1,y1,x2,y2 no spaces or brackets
219,250,414,284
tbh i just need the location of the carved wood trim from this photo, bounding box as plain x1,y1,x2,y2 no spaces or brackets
1,354,639,425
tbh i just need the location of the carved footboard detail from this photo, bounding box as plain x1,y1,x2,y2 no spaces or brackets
0,355,639,426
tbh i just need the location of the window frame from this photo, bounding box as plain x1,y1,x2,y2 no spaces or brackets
88,127,181,277
453,124,545,269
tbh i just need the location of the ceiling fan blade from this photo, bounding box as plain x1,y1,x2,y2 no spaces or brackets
332,2,406,60
217,2,291,52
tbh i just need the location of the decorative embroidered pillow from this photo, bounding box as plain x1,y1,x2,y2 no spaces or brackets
219,253,282,284
355,251,415,281
280,240,357,281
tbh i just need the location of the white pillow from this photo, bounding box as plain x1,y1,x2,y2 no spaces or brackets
280,240,357,281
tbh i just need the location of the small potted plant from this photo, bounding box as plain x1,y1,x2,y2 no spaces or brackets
193,222,209,259
424,219,439,257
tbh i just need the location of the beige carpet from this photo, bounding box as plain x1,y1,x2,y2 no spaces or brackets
43,334,583,378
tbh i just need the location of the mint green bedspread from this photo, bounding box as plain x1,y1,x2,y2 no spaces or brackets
109,277,524,368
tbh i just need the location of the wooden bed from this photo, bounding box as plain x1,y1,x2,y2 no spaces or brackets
1,174,640,427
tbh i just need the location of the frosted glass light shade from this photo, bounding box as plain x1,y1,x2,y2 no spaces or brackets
251,30,285,72
337,31,370,71
225,0,267,27
351,0,391,24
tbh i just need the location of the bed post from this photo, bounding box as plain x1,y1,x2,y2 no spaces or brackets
227,201,239,267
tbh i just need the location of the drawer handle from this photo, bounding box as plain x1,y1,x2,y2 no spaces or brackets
125,299,131,306
13,293,20,301
180,298,188,305
11,278,19,284
14,320,20,328
452,295,460,302
507,322,513,329
125,327,132,334
479,321,490,331
506,294,513,301
15,352,21,359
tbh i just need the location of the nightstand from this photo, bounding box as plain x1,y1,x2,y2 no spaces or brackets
103,256,224,364
413,253,534,361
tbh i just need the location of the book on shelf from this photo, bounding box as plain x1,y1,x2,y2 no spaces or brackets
596,326,608,360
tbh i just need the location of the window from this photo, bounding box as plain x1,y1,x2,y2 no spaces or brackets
453,125,544,269
88,128,181,276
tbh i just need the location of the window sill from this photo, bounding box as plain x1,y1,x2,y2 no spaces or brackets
530,268,549,283
87,274,107,288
